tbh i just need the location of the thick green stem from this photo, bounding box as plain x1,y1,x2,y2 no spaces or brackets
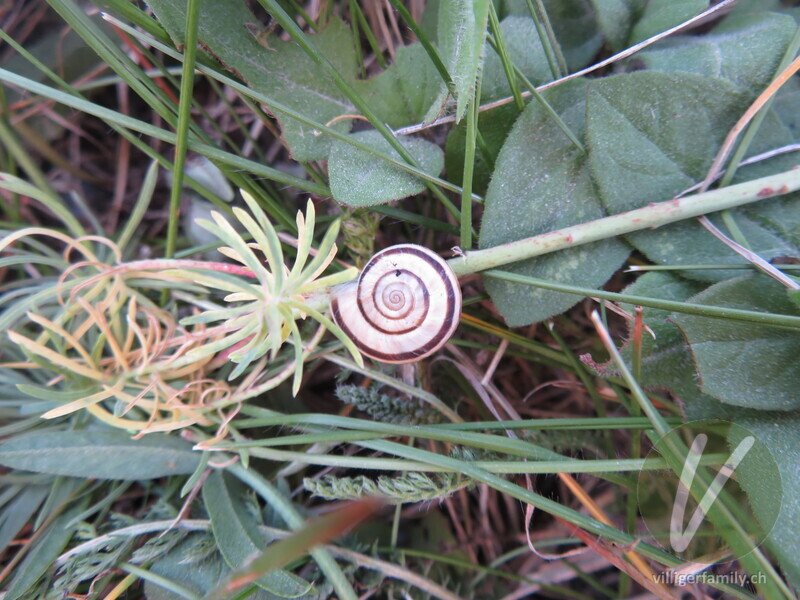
447,166,800,276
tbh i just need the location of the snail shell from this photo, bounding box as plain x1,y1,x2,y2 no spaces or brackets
331,244,461,363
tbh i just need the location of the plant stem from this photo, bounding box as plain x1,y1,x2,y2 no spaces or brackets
447,166,800,276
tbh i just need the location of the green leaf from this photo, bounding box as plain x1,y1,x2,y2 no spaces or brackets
542,0,602,70
729,410,800,592
735,78,800,250
146,532,312,600
145,533,229,600
424,0,491,123
5,492,89,600
789,289,800,310
0,431,201,480
586,71,798,280
328,130,444,207
480,79,629,326
672,274,800,411
588,0,636,51
146,0,357,161
684,398,800,591
587,71,741,214
724,0,785,16
202,470,311,598
628,0,706,45
358,44,442,128
448,15,566,195
634,12,796,91
604,272,727,426
0,485,49,556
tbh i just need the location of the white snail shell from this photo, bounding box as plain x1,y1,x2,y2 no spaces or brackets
331,244,461,364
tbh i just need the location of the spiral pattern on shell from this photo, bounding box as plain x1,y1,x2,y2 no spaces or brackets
331,244,461,363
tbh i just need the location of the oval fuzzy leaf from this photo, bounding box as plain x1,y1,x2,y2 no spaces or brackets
146,532,312,600
0,430,201,480
618,271,706,400
586,71,798,280
588,0,635,51
145,533,230,600
328,130,444,207
628,0,706,45
728,409,800,591
479,79,629,326
480,16,554,102
359,44,443,128
672,274,800,411
446,103,518,197
203,470,311,598
634,11,796,92
789,289,800,311
581,272,728,425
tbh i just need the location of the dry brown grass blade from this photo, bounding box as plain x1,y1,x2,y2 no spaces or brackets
555,516,678,600
694,53,800,290
557,472,659,586
206,498,385,600
701,53,800,192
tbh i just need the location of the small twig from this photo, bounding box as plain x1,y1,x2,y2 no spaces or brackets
697,215,800,290
677,143,800,198
480,338,508,386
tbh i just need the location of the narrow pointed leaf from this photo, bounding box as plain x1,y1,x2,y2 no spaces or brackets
202,470,311,598
0,431,201,480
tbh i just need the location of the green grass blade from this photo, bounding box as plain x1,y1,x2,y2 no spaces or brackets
165,0,201,262
0,174,85,238
0,67,327,197
487,3,524,111
117,161,158,251
47,0,177,125
484,269,800,329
